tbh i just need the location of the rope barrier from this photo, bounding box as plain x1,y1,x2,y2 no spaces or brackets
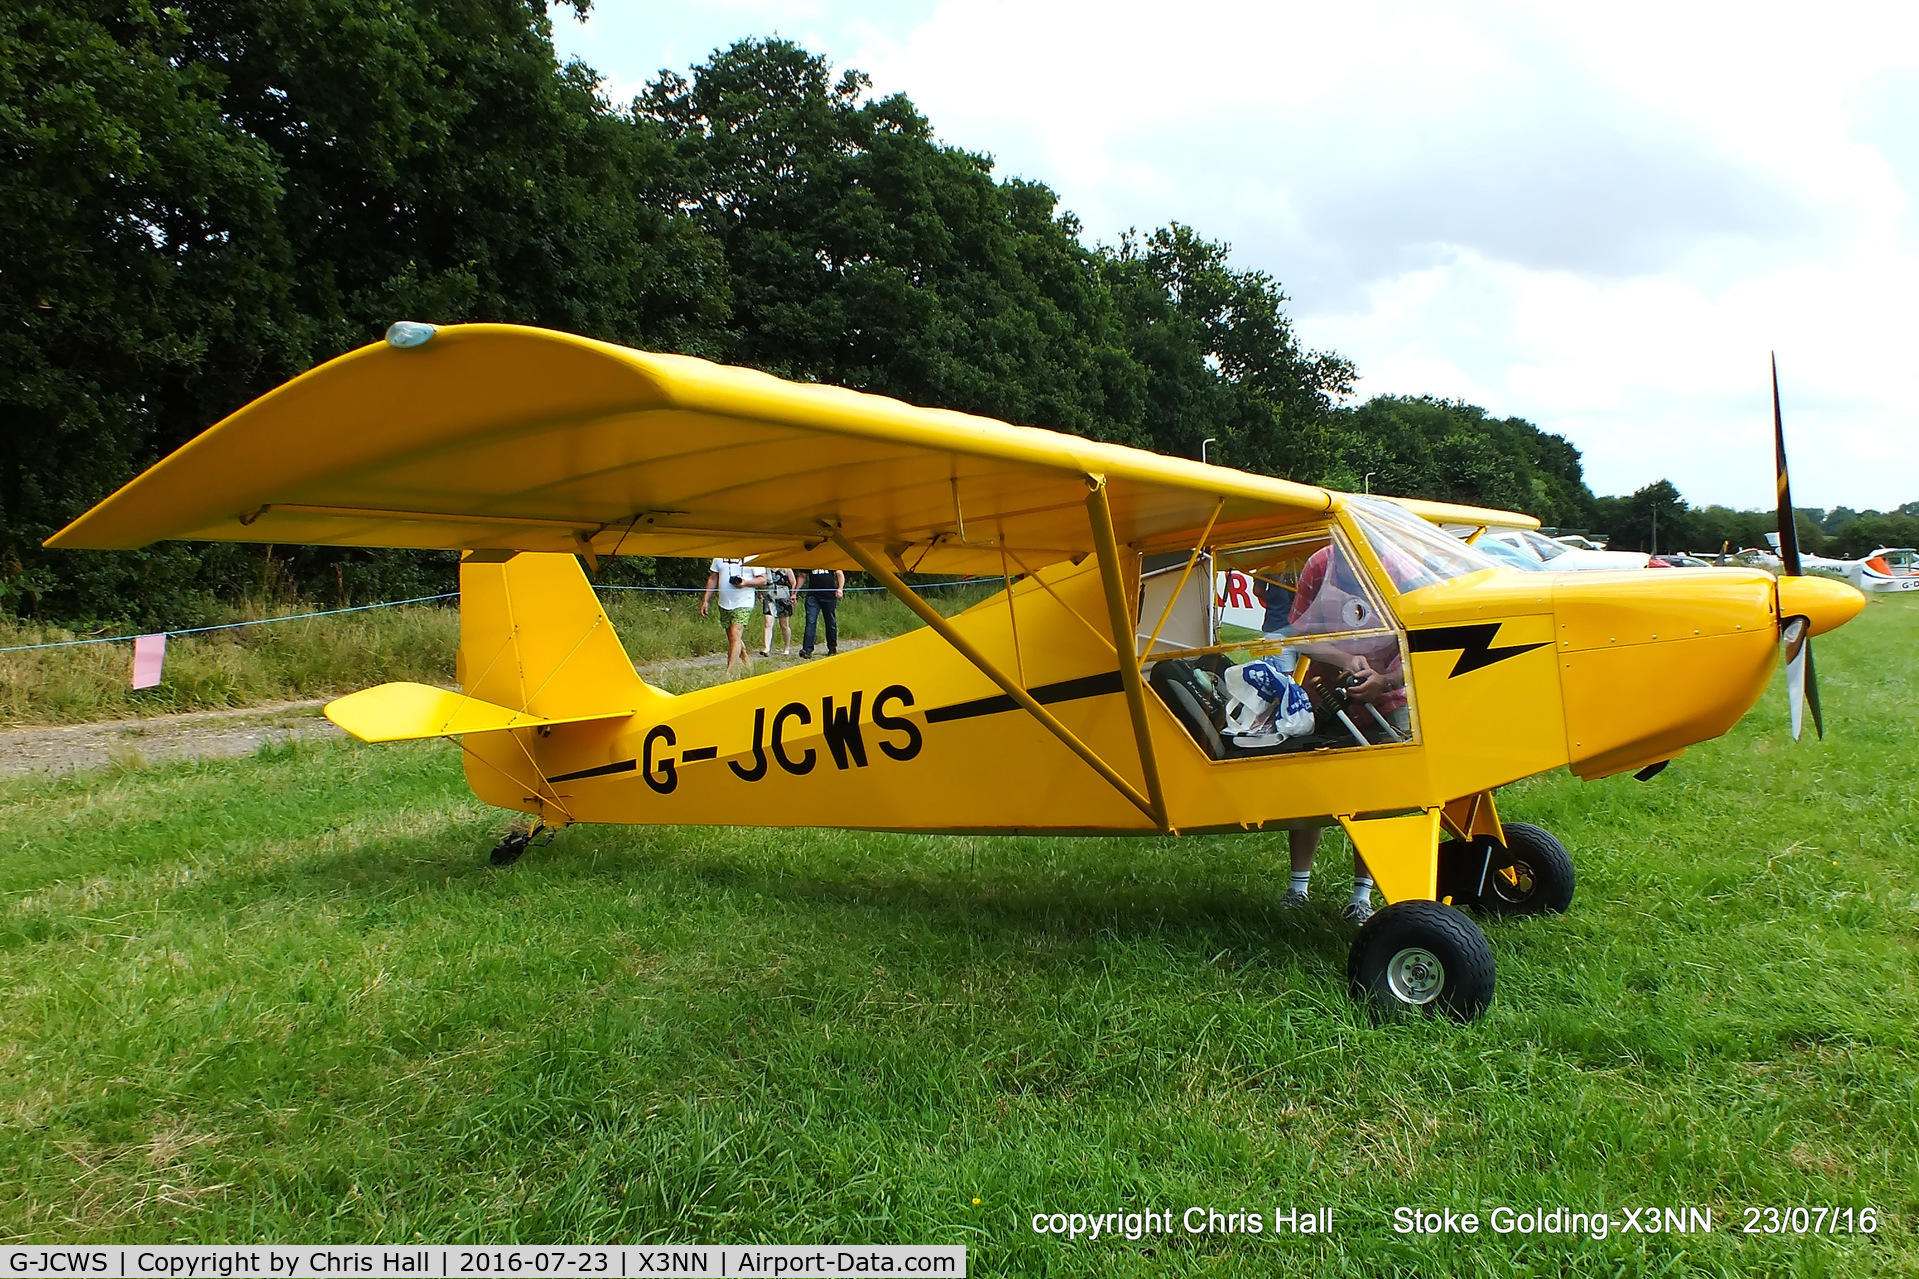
0,579,989,654
0,593,458,654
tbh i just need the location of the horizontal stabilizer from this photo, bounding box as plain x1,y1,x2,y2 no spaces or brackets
324,681,634,743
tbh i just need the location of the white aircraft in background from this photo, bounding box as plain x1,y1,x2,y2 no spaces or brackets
1478,527,1653,570
1802,546,1919,594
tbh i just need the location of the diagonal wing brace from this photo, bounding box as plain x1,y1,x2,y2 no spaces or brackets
826,525,1166,831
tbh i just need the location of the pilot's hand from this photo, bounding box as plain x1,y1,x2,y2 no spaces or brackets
1343,659,1390,701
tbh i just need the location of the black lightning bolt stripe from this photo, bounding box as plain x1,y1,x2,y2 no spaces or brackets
545,759,637,783
924,670,1126,723
1406,623,1549,678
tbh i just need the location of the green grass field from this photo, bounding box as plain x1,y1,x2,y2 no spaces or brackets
1,597,1914,1274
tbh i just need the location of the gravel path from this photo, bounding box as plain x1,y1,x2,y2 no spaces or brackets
0,700,340,779
0,639,878,779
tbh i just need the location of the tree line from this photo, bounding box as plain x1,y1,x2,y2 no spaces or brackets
1593,482,1919,559
3,3,1902,625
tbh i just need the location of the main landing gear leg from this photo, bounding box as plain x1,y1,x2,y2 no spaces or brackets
1339,808,1497,1020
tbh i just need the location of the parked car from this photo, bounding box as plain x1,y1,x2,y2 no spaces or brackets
1475,538,1549,571
1480,528,1653,570
1649,552,1713,568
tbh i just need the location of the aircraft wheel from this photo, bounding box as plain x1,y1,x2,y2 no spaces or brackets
1347,901,1495,1021
1479,822,1575,917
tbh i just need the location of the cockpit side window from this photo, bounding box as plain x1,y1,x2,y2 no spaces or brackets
1145,528,1416,762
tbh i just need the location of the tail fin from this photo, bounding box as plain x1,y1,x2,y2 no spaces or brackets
458,550,662,717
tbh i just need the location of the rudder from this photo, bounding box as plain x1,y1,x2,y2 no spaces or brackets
458,550,659,717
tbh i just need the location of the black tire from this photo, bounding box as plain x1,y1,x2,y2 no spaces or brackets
1479,822,1575,916
1347,901,1496,1021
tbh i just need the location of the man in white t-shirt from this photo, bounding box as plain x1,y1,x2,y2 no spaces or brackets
701,556,767,678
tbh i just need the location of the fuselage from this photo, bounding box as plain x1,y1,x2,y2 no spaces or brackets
463,552,1809,836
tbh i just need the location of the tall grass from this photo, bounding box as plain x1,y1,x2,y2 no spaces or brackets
0,605,459,726
0,581,997,726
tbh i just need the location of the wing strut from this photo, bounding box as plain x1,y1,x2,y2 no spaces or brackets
825,525,1165,831
1085,475,1171,833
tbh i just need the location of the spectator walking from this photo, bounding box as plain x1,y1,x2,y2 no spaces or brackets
760,566,798,656
799,566,845,658
701,556,766,679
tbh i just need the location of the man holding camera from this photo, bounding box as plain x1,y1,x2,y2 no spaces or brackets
701,556,767,679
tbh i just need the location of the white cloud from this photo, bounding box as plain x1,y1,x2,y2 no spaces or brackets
558,0,1919,511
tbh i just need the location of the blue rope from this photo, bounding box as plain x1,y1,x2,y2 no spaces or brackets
0,593,458,654
0,578,990,654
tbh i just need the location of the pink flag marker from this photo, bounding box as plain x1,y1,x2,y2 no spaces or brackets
132,633,166,689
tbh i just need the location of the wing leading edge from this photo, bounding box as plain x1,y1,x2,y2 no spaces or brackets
48,323,1534,570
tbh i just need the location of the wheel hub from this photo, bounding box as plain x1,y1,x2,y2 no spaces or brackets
1493,859,1536,902
1385,945,1445,1005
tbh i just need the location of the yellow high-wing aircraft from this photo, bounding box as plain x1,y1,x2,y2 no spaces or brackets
49,324,1865,1020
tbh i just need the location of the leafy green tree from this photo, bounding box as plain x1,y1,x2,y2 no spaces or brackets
3,0,729,623
8,21,1620,625
1689,505,1777,556
638,39,1150,441
1326,397,1596,524
640,42,1354,473
1831,513,1919,559
1098,225,1353,473
1,2,306,622
1601,480,1691,554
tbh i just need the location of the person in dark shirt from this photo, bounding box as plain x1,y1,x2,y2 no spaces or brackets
799,567,844,658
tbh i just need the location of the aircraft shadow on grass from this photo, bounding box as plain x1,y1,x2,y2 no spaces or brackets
205,823,1358,986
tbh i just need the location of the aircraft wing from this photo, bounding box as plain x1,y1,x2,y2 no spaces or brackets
47,323,1532,571
1427,509,1544,537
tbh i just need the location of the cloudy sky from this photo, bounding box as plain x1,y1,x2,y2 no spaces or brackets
553,1,1919,511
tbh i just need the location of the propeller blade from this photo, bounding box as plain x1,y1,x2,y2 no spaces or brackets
1804,637,1824,740
1783,615,1808,741
1771,353,1803,577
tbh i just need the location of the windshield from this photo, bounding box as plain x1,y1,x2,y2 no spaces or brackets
1344,497,1503,591
1519,530,1568,560
1478,539,1547,571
